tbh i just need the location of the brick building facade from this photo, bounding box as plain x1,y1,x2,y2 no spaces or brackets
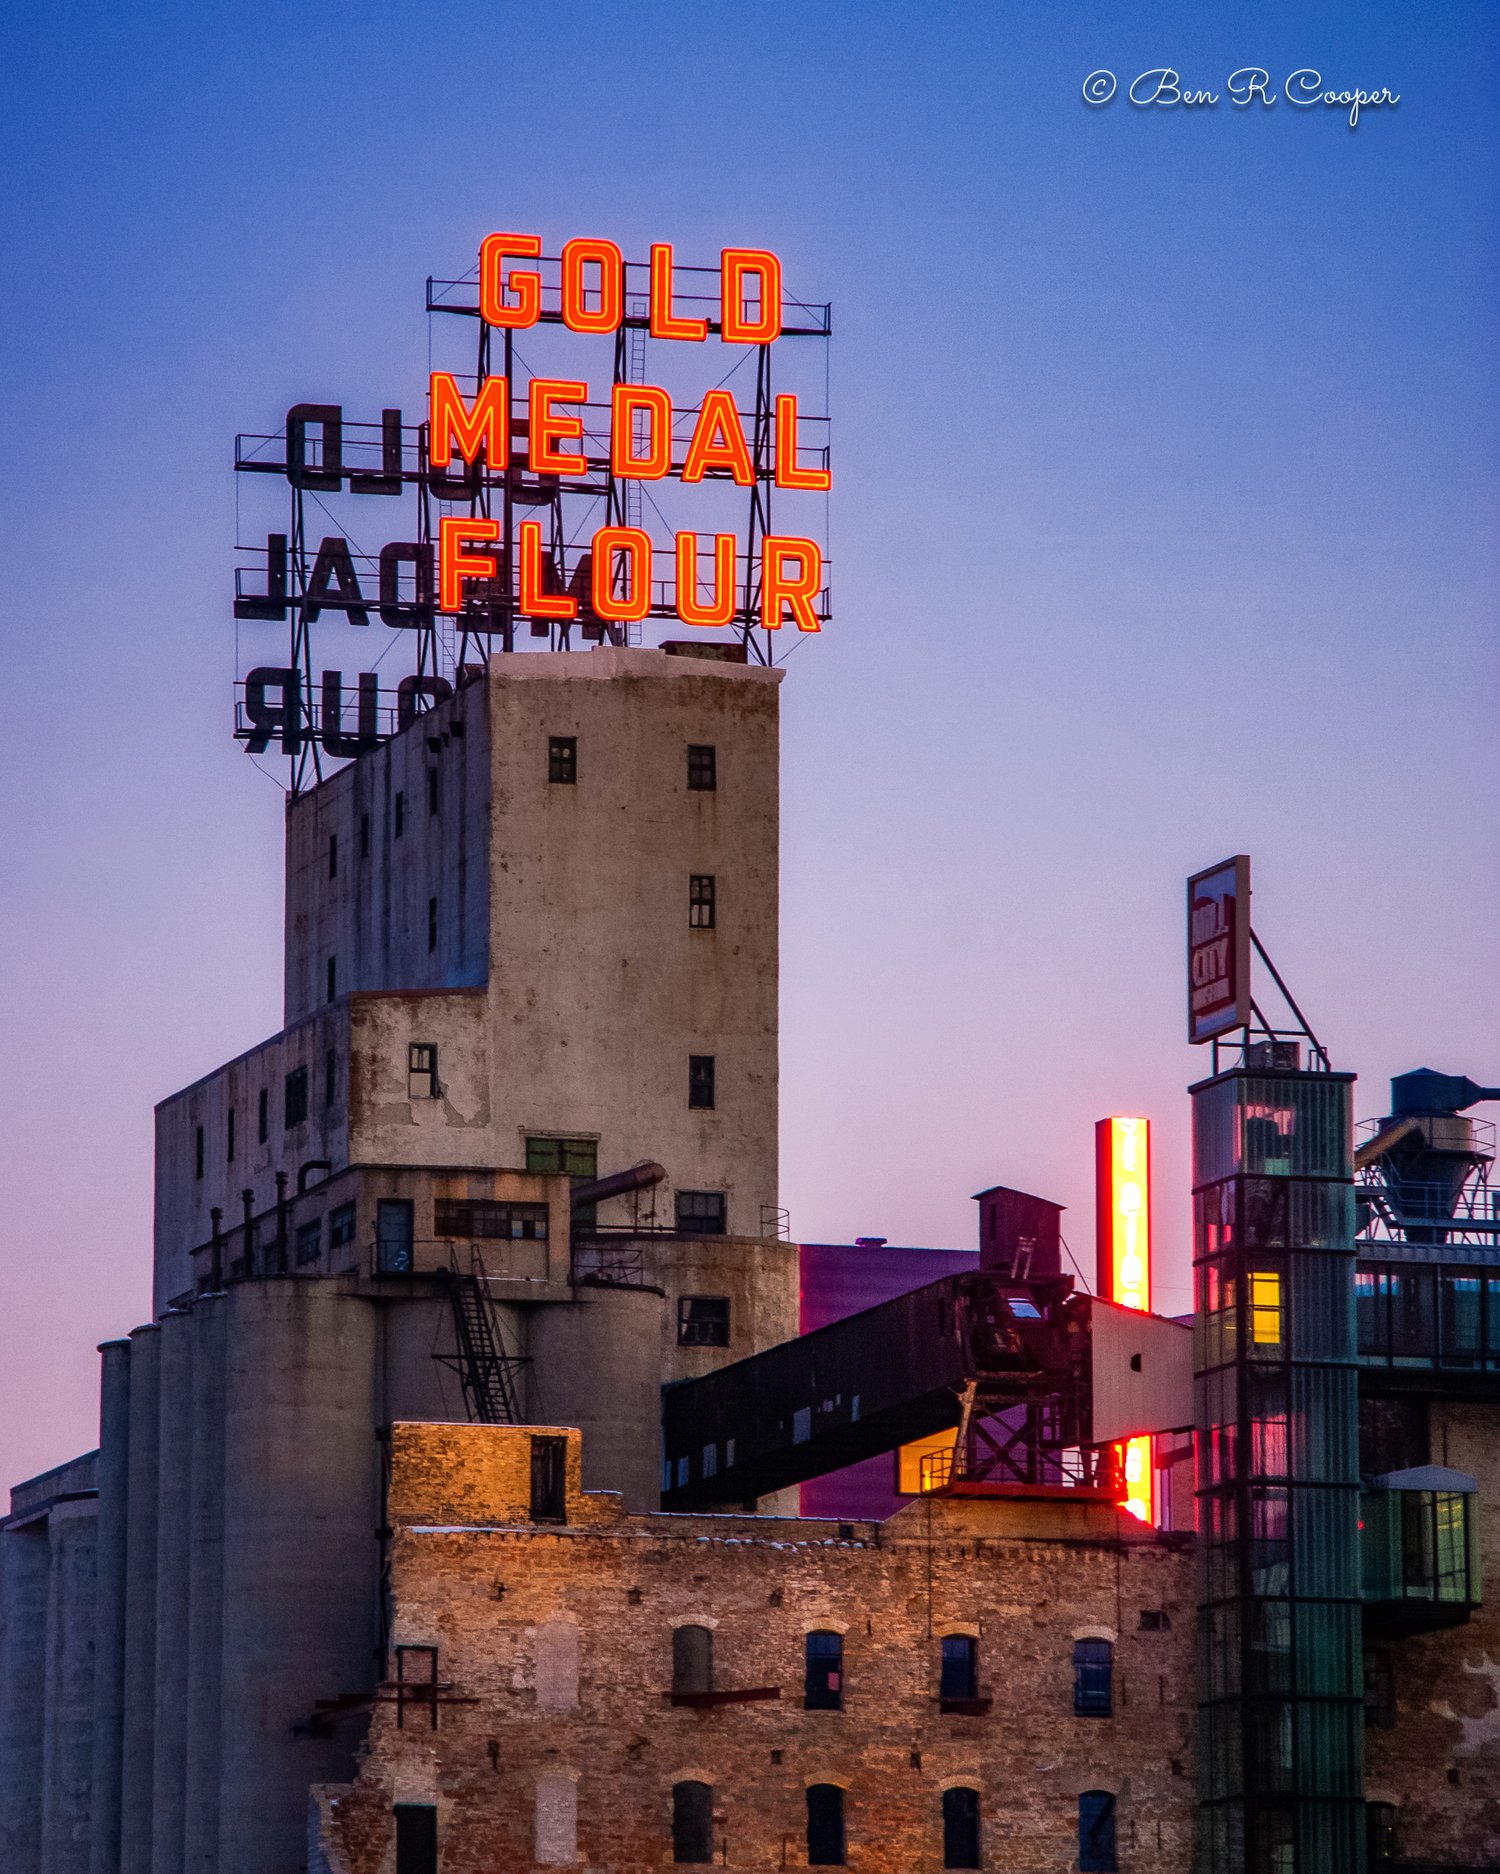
314,1423,1198,1874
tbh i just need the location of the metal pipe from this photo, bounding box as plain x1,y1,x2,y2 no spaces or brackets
569,1161,667,1211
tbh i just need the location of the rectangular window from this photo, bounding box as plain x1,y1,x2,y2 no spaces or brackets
804,1631,843,1710
942,1788,981,1870
1363,1647,1395,1728
689,874,716,929
525,1137,599,1179
395,790,405,837
326,955,337,1003
1073,1639,1114,1716
530,1434,567,1522
688,1055,716,1111
939,1634,977,1703
677,1296,730,1347
1249,1270,1284,1347
295,1217,322,1264
548,736,577,785
435,1198,549,1241
806,1785,845,1867
375,1198,414,1274
226,1108,235,1165
687,744,716,792
194,1125,205,1180
408,1043,439,1099
672,1781,714,1865
1078,1791,1117,1872
324,1049,337,1109
284,1066,309,1129
328,832,338,880
393,1803,437,1874
427,768,440,816
329,1200,357,1248
427,896,438,954
675,1190,726,1236
673,1625,714,1696
258,1087,269,1144
360,811,370,859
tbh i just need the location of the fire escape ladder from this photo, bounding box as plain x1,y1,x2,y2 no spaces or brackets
439,1247,528,1425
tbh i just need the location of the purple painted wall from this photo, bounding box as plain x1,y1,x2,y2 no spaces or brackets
797,1240,979,1520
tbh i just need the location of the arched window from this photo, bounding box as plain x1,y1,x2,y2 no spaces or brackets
1078,1790,1117,1872
806,1784,846,1866
805,1630,843,1710
942,1787,980,1869
939,1633,978,1702
672,1625,713,1697
1073,1639,1113,1716
672,1781,714,1865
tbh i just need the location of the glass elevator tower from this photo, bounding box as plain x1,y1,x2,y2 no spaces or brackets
1192,1065,1364,1874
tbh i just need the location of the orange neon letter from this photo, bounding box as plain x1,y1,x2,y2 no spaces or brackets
762,536,823,632
560,237,623,334
429,372,509,470
721,248,782,344
774,394,830,491
438,516,500,613
591,527,653,622
518,520,576,620
528,379,588,477
611,384,672,479
676,534,737,628
478,232,543,329
649,243,707,342
681,390,754,485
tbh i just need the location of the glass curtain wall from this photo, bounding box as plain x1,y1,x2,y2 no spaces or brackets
1193,1071,1365,1874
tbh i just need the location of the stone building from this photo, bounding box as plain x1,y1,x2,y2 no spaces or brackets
312,1423,1198,1874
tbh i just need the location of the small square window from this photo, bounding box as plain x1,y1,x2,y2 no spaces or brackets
548,737,577,785
284,1066,309,1129
395,791,406,837
329,1200,357,1248
328,833,338,880
675,1191,726,1236
427,896,438,954
326,956,337,1003
688,1055,716,1111
689,875,716,930
687,745,716,792
678,1296,730,1347
408,1043,439,1100
258,1088,269,1144
427,769,440,816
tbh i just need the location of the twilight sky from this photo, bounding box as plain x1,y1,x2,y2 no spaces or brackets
0,0,1495,1488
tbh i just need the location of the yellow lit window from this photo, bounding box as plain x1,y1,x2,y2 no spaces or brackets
897,1430,957,1495
1249,1272,1283,1346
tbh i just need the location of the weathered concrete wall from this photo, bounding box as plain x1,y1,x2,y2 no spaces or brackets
283,676,493,1027
322,1422,1197,1874
0,1519,50,1870
150,1313,193,1874
119,1326,159,1874
642,1232,799,1385
528,1288,667,1509
182,1298,225,1874
216,1283,381,1874
90,1343,130,1874
41,1498,98,1874
1364,1398,1500,1863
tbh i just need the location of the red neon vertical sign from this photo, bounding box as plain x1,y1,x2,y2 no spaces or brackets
1095,1115,1154,1524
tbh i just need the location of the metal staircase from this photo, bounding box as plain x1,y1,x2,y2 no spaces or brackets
436,1247,528,1424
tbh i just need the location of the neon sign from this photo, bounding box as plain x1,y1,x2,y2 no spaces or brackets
1095,1115,1155,1524
233,231,832,783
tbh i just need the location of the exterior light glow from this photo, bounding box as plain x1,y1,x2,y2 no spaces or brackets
1096,1115,1155,1526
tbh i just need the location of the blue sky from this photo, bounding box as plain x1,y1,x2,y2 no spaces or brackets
0,1,1494,1484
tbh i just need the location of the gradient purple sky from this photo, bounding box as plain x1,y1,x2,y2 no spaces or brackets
1,1,1495,1488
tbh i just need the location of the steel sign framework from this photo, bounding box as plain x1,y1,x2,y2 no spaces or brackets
233,236,832,793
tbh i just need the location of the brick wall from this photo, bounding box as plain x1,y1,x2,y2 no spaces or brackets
319,1423,1196,1873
